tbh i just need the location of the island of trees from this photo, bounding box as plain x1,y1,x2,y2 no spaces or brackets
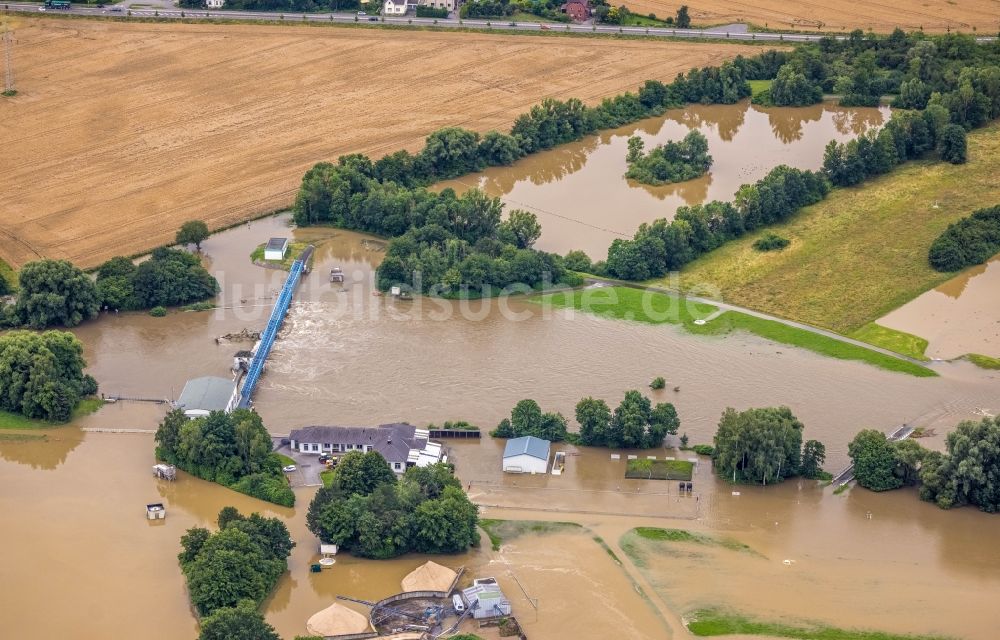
927,204,1000,272
179,507,294,640
307,451,478,559
848,416,1000,513
712,406,826,485
490,392,679,449
154,408,295,506
624,130,712,186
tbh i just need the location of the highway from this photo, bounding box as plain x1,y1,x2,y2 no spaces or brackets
11,2,995,43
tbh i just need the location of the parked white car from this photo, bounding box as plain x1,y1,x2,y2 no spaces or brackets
282,465,297,473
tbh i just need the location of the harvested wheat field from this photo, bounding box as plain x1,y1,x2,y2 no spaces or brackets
0,18,763,269
626,0,1000,33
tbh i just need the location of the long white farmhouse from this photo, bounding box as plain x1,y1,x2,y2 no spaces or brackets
289,423,444,473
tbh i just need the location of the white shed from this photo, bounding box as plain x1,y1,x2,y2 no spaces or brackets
264,237,289,261
502,436,550,474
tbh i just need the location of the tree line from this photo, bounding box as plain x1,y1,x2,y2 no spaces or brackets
0,331,98,422
306,451,479,559
155,408,296,507
625,130,712,186
849,416,1000,513
0,221,218,329
604,166,829,280
928,204,1000,272
491,391,679,450
292,54,784,293
179,508,295,640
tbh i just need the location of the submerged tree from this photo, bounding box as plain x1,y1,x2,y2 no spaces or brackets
713,406,805,485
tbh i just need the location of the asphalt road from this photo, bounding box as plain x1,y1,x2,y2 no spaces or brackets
11,3,996,43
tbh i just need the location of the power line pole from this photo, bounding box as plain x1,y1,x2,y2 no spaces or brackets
2,23,14,96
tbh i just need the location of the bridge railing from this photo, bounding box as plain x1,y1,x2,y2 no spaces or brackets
238,259,305,407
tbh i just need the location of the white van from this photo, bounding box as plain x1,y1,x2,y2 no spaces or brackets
452,594,465,612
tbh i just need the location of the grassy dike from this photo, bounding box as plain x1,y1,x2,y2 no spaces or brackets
530,287,935,377
671,122,1000,354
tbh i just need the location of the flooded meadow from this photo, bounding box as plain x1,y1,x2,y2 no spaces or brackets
2,99,998,640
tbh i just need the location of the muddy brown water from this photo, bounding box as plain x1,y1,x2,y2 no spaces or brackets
878,255,1000,359
3,103,999,638
437,100,889,258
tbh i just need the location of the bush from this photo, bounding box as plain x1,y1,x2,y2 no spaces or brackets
692,444,714,456
928,205,1000,272
149,306,167,317
650,376,666,390
416,4,447,17
232,474,295,507
752,233,791,252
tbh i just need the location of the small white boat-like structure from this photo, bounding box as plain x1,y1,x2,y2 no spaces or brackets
551,451,566,476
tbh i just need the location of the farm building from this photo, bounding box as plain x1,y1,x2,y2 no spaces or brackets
176,376,239,418
502,436,550,474
288,424,444,473
383,0,417,14
560,0,590,21
264,237,289,261
462,578,512,620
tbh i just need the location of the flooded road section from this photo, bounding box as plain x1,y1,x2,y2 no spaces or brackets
878,255,1000,359
438,100,889,257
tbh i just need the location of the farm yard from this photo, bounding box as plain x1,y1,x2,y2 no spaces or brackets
0,18,762,270
622,0,1000,33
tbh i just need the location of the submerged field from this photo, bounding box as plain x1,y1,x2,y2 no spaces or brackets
0,18,762,270
621,0,1000,33
673,123,1000,337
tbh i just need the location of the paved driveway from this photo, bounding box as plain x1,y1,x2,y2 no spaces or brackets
274,441,324,487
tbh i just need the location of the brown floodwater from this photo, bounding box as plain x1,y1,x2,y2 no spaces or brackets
4,127,999,639
878,254,1000,359
437,100,889,258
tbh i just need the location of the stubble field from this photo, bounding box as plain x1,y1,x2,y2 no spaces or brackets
625,0,1000,33
0,18,762,269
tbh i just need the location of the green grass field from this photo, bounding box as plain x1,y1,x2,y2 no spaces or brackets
687,609,951,640
250,241,314,271
534,286,717,326
532,287,935,376
0,397,104,430
968,354,1000,370
673,123,1000,335
626,459,694,480
849,323,930,360
748,79,772,97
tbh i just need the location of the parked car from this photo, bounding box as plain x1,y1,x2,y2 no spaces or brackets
357,10,366,15
282,465,297,473
368,16,378,21
318,454,332,464
109,6,123,11
452,594,465,612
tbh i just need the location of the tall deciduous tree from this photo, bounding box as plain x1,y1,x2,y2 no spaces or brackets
331,451,398,496
576,397,611,446
15,259,99,328
920,416,1000,512
198,601,280,640
177,220,211,251
848,429,902,491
